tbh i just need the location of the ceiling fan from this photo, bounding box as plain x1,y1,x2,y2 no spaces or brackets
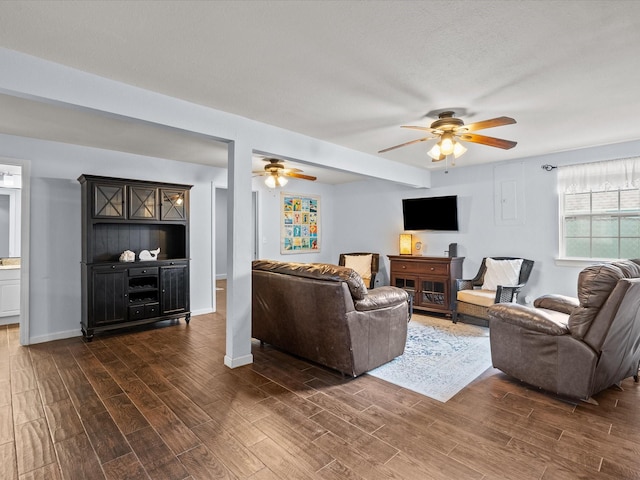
253,158,317,188
379,111,517,162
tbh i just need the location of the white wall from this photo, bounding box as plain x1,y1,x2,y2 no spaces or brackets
0,133,224,343
330,140,640,301
249,138,640,301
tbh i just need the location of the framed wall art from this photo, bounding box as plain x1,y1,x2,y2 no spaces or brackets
281,192,320,254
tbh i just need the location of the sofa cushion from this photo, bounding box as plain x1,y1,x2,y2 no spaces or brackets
344,254,372,286
252,259,368,300
482,258,523,290
457,289,496,307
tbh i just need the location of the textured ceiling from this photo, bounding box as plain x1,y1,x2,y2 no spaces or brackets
0,1,639,182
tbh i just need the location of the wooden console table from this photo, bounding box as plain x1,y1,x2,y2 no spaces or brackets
388,255,464,317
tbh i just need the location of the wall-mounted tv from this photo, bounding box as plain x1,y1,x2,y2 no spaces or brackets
402,195,459,231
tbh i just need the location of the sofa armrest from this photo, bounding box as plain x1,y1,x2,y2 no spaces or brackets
354,286,408,312
533,294,579,315
488,303,570,336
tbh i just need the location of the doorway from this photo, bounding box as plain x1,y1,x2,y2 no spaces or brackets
0,161,29,344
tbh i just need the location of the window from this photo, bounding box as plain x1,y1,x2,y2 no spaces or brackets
559,158,640,260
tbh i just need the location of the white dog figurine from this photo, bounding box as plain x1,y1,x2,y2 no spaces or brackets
139,247,160,261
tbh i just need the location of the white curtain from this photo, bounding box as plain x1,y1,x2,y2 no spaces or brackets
558,157,640,193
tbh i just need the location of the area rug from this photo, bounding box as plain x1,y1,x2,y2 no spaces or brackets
367,314,492,402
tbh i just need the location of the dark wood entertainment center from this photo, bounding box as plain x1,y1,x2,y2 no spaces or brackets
78,175,192,340
388,255,464,317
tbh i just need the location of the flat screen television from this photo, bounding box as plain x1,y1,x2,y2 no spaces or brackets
402,195,459,231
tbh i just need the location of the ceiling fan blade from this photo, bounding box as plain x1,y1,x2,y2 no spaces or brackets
378,136,434,153
401,125,441,134
285,172,317,181
252,170,268,175
459,133,517,149
459,116,516,132
282,168,303,174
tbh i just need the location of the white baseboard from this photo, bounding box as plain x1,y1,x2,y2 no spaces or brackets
191,308,214,316
224,353,253,368
0,315,19,326
28,328,82,345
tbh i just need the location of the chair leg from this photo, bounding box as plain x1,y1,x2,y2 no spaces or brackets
452,311,458,324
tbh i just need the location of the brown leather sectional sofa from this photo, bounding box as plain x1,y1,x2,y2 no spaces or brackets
252,259,410,376
488,259,640,401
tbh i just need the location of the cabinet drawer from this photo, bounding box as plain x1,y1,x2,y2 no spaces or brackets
392,261,422,273
129,267,159,277
421,263,449,275
128,305,146,320
144,303,159,317
392,260,450,275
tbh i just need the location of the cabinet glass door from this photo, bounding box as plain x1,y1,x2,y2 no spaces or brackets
420,280,446,307
93,184,125,218
393,276,416,293
161,189,187,220
129,186,158,220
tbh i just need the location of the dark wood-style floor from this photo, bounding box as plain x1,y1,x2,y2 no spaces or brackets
1,287,639,479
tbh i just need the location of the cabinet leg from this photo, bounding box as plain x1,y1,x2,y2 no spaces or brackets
185,314,191,325
82,329,94,342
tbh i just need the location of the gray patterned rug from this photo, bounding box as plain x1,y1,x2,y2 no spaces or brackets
367,314,491,402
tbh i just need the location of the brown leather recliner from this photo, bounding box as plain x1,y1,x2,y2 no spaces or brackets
488,259,640,401
252,259,410,377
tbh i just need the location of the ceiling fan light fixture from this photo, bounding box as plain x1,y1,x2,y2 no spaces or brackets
265,173,288,188
264,174,277,188
428,137,466,161
453,141,467,158
428,143,442,160
439,133,455,156
379,111,516,165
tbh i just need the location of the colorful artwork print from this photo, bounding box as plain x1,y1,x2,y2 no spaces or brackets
281,193,320,254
